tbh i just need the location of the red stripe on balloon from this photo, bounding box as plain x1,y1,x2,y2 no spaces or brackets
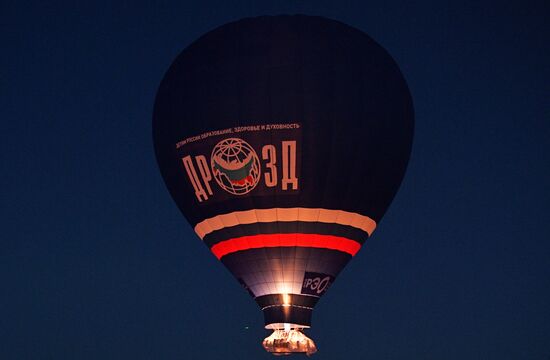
210,234,361,259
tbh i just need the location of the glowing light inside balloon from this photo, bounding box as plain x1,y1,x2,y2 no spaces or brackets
282,293,291,307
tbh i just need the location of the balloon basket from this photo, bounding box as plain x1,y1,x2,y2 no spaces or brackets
262,329,317,356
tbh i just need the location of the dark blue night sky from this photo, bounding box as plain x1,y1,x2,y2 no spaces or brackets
2,1,548,359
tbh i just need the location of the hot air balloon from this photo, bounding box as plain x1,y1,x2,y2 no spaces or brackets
153,15,413,355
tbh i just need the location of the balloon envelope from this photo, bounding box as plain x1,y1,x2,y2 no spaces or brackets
153,14,413,351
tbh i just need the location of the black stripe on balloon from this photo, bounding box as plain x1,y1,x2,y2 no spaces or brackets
202,221,369,248
262,305,313,328
255,294,320,309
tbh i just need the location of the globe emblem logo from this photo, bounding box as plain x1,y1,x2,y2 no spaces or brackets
210,138,261,195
